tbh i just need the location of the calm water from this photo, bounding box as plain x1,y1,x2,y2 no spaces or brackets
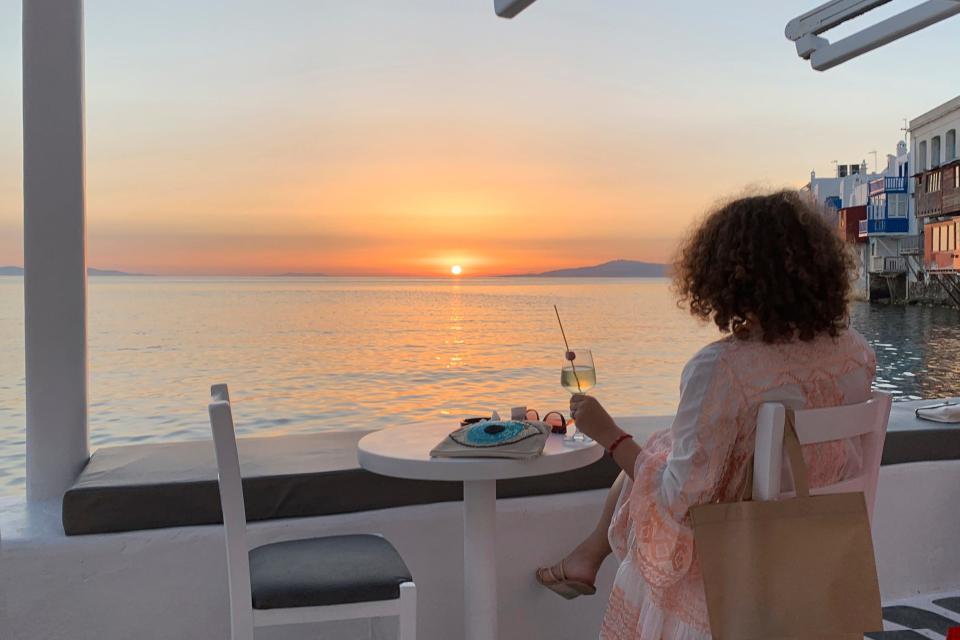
1,276,959,495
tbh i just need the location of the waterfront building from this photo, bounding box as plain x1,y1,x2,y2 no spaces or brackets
804,161,878,300
804,161,868,216
837,165,874,300
806,144,917,302
862,141,916,302
909,95,960,307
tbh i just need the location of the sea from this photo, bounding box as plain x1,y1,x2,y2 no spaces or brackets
1,276,959,495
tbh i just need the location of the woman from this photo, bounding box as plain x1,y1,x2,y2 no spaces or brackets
536,190,876,639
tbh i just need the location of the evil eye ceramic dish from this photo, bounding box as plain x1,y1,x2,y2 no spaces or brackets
450,420,543,448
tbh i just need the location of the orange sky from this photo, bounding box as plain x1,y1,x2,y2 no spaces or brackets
3,1,960,276
81,119,693,276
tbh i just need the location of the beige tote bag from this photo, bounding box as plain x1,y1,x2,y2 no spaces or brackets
689,412,883,640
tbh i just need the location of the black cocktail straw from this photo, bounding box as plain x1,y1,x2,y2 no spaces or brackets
554,304,582,393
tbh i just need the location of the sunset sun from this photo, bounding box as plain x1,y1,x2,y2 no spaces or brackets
450,265,463,276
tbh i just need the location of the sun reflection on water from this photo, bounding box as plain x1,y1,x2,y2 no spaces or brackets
0,277,958,494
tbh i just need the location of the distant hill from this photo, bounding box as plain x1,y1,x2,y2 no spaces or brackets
510,259,669,278
0,266,147,276
272,272,328,277
88,268,148,276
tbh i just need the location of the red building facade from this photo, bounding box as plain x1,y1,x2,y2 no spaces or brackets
838,205,867,244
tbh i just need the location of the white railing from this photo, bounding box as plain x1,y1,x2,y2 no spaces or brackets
871,256,906,273
885,176,908,192
899,236,921,254
869,176,908,196
886,256,906,273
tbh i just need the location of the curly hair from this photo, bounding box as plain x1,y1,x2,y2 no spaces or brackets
673,189,856,343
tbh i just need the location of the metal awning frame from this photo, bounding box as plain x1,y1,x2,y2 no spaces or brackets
786,0,960,71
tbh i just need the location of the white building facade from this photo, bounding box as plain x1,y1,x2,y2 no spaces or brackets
804,142,921,303
863,141,916,302
804,161,878,301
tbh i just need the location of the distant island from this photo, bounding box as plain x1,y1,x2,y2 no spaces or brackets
271,272,328,277
0,266,148,276
507,259,669,278
88,268,149,276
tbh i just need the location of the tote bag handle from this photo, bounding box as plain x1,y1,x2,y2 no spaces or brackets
740,409,810,502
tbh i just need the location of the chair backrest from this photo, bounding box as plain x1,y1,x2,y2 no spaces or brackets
753,391,892,522
208,384,255,640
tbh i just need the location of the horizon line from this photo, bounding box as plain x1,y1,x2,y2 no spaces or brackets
0,258,671,279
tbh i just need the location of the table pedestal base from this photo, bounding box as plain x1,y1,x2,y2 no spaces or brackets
463,479,497,640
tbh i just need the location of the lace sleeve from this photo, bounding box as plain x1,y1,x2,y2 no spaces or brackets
627,343,742,588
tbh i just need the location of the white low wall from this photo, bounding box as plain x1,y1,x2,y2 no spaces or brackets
1,489,616,640
872,460,960,600
2,459,959,640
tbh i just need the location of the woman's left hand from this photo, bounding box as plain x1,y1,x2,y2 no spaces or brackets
570,394,621,446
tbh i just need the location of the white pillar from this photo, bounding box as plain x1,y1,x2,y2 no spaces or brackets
23,0,89,501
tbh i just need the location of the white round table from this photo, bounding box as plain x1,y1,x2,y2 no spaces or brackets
357,422,603,640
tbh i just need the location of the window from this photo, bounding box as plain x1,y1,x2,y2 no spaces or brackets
949,222,956,251
948,129,958,161
926,171,942,193
932,136,941,167
888,193,908,218
955,166,960,190
918,140,928,171
933,226,941,252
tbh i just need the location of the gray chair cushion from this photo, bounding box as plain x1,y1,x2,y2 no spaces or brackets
249,534,412,609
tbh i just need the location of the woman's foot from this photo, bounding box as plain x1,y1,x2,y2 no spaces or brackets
536,560,597,600
560,538,608,585
535,539,609,599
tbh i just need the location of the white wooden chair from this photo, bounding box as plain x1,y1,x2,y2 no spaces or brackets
753,391,892,521
207,384,416,640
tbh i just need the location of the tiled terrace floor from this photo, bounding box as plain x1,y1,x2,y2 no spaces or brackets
867,592,960,638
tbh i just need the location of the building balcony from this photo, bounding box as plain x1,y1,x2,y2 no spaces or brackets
859,217,909,237
869,176,908,196
899,235,921,255
914,165,950,218
869,255,906,274
916,191,943,218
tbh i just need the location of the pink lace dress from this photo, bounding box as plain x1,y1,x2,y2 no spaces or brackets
600,329,877,640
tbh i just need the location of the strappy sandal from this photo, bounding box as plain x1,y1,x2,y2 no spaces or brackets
535,560,597,600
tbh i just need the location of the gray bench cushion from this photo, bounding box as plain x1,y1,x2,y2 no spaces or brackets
249,535,412,609
881,400,960,465
61,430,619,536
62,401,960,536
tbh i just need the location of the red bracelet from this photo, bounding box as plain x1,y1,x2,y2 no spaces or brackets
607,433,633,455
